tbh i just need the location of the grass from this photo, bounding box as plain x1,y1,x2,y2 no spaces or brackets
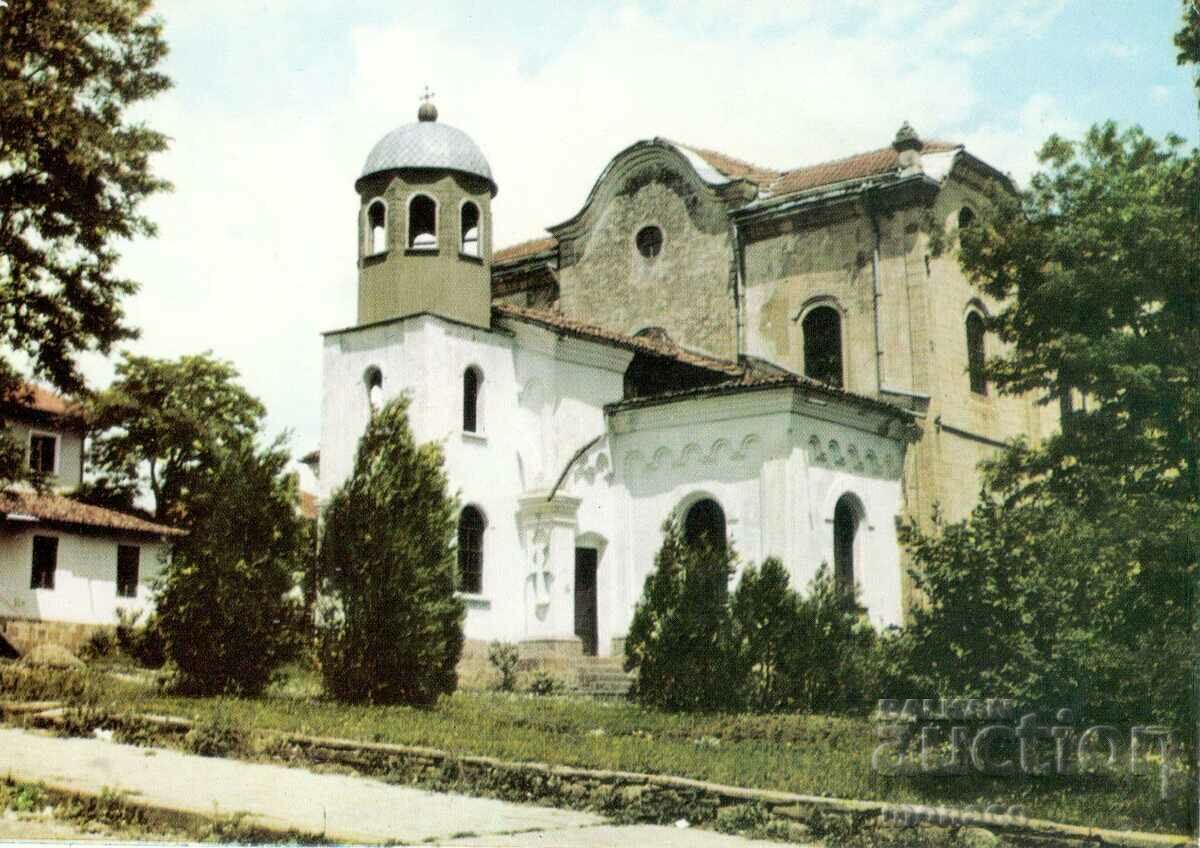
3,661,1191,836
119,681,1190,835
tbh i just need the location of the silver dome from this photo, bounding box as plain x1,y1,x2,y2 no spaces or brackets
360,118,496,195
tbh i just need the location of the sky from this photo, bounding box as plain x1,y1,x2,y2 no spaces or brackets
92,0,1194,491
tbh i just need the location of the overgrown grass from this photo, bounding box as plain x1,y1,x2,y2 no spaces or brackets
122,685,1190,834
0,661,1189,835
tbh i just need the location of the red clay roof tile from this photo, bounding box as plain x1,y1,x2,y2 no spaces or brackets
0,491,184,537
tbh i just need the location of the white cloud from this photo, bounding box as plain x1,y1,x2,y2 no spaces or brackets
1089,41,1139,61
1151,85,1171,103
106,1,1076,463
955,93,1084,187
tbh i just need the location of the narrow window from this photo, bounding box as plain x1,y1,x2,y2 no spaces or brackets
833,495,860,592
958,206,976,229
364,366,383,412
30,535,57,590
966,311,987,395
683,498,726,553
463,367,481,433
367,200,387,254
802,306,843,388
460,202,480,257
29,433,56,474
635,225,663,259
117,545,139,598
409,194,437,249
458,506,485,594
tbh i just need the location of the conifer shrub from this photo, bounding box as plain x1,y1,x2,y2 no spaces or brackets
624,518,741,712
318,395,465,705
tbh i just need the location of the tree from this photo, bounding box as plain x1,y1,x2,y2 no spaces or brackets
1177,0,1200,106
0,0,169,400
624,519,741,712
155,437,307,696
318,395,464,706
957,124,1199,506
85,353,266,524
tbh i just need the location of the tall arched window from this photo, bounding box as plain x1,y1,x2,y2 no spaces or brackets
463,367,481,433
367,200,387,254
966,311,987,395
802,306,843,388
460,202,480,257
958,206,976,230
364,366,383,412
684,498,726,553
409,194,437,249
833,494,861,592
458,506,485,594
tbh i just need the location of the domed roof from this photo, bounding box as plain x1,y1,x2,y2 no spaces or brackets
360,105,496,195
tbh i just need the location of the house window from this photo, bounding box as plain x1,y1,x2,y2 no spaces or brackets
458,506,485,594
635,225,663,259
462,367,481,433
833,495,861,592
460,202,480,257
408,194,437,249
683,498,726,553
802,306,843,388
367,200,387,254
117,545,139,598
30,535,57,590
29,433,56,474
966,311,987,395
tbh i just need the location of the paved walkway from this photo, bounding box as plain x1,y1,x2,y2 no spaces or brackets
0,728,798,846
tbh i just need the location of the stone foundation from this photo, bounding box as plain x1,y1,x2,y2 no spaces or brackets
0,617,109,656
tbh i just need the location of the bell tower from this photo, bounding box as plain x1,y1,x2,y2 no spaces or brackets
354,95,497,329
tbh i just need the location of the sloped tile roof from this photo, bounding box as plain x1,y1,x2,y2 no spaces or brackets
765,141,960,198
2,383,82,420
494,237,557,264
0,491,184,537
493,304,742,376
666,140,782,185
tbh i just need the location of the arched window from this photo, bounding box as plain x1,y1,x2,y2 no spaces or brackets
966,311,987,395
367,200,387,255
458,506,485,594
636,225,663,259
408,194,437,249
802,306,843,388
364,366,383,412
463,367,481,433
683,498,726,553
833,494,861,592
958,206,976,230
460,202,480,257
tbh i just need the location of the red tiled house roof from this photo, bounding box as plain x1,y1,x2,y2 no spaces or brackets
0,491,184,537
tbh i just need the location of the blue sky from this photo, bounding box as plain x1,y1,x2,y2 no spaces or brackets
101,1,1194,490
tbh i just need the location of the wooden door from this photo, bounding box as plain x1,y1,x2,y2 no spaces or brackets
574,548,598,656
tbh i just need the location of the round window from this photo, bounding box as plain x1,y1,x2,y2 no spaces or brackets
635,225,663,259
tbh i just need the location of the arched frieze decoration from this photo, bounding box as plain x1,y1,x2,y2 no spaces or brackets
572,440,614,487
621,434,763,475
805,434,899,480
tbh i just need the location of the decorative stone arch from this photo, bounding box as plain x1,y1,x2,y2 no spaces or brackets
364,197,388,256
794,296,848,389
407,192,439,250
547,140,756,263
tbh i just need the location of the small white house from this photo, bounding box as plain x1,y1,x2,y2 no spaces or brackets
0,385,182,655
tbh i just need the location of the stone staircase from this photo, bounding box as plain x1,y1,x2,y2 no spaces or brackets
571,656,634,698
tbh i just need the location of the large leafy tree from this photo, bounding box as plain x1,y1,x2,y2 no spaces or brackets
0,0,169,398
85,353,266,524
1177,0,1199,106
959,123,1198,505
155,437,307,696
318,395,464,706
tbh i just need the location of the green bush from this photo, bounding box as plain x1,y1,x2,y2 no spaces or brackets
624,518,741,712
487,641,519,692
114,610,166,669
0,662,95,703
318,395,464,705
78,628,117,663
527,670,563,696
156,438,307,696
182,708,247,757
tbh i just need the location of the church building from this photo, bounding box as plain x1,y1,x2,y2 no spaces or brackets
317,101,1059,659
